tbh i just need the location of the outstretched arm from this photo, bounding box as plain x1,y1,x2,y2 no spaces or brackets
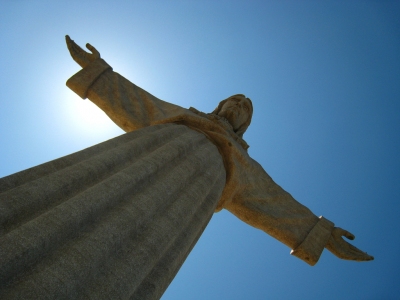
224,157,373,265
65,36,189,132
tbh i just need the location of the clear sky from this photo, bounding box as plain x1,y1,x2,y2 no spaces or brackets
1,1,399,299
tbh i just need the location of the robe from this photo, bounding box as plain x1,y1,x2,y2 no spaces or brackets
66,58,334,266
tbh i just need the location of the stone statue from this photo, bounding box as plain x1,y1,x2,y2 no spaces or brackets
0,36,372,300
65,36,373,266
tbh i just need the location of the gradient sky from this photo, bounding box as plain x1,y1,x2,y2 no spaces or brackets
1,1,399,299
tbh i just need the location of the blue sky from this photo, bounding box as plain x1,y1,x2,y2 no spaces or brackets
1,1,399,299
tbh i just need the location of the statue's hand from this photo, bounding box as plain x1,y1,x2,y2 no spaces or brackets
66,35,100,68
326,227,373,261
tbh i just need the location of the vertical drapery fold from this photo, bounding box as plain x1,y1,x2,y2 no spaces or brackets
0,124,226,300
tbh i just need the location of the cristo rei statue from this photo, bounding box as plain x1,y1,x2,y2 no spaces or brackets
0,36,373,300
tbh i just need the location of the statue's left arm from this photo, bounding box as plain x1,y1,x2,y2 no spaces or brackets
224,158,373,266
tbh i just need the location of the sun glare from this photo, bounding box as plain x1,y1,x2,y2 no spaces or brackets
76,100,110,126
64,92,120,136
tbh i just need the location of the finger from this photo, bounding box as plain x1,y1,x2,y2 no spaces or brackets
65,35,73,49
86,43,100,58
66,38,78,55
326,232,374,262
335,227,355,240
65,35,76,48
339,239,373,261
343,230,355,240
348,248,374,261
357,252,374,261
66,36,84,55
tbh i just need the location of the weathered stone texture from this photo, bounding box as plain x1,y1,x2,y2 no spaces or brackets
0,123,226,299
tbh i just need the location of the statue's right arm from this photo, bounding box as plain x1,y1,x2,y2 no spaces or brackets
65,35,188,132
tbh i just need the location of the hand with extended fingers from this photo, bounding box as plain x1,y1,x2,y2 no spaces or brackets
326,227,374,261
66,35,100,68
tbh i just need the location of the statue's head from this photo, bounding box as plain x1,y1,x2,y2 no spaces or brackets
212,94,253,138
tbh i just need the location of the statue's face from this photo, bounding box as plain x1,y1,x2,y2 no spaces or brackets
217,95,251,131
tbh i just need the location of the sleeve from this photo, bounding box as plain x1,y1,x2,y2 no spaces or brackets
66,59,188,132
224,158,334,266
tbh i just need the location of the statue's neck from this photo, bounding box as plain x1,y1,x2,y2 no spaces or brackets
189,107,249,151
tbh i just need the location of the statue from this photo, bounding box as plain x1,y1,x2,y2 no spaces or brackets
65,36,373,265
0,36,372,300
